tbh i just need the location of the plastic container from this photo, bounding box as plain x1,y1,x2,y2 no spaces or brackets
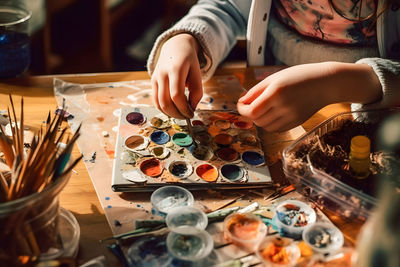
0,173,79,264
282,109,400,220
166,206,208,234
150,186,194,215
273,199,316,238
223,212,267,252
166,230,214,262
256,236,301,267
302,222,343,255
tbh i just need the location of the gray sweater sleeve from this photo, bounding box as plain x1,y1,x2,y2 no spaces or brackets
146,0,248,81
352,58,400,111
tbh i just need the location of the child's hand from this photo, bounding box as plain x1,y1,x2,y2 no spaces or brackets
151,34,203,119
237,62,381,132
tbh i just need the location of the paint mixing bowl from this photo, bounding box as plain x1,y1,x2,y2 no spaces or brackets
273,200,316,238
256,235,301,267
166,230,214,262
151,186,194,215
166,206,208,235
302,222,344,255
223,212,267,252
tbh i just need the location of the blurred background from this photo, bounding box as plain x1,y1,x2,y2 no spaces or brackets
23,0,246,75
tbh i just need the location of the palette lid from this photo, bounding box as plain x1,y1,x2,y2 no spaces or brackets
166,206,208,234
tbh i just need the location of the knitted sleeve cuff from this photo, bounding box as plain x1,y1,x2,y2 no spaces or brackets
146,19,218,82
352,58,400,111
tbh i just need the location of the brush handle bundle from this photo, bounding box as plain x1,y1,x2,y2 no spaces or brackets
0,96,81,265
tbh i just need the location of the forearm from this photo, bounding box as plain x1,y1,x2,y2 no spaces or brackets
323,62,382,106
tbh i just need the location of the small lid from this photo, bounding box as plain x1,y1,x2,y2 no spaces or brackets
150,186,194,214
166,206,208,234
302,222,344,254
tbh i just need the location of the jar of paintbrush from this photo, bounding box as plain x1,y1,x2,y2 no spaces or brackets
0,97,82,265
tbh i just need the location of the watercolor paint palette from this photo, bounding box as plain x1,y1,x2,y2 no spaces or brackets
111,107,272,191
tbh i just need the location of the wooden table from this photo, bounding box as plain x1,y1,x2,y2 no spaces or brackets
0,67,360,266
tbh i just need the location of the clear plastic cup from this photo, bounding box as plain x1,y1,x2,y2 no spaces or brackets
256,235,301,267
150,186,194,215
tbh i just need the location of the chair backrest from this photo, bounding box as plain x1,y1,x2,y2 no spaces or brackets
246,0,272,66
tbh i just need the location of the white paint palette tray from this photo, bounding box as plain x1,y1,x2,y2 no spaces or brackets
111,107,272,192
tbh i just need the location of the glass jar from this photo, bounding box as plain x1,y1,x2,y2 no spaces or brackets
0,173,78,265
0,1,31,78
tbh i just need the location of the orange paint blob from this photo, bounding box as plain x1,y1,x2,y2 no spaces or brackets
140,158,163,177
227,214,261,240
261,243,290,264
208,125,220,136
196,164,218,182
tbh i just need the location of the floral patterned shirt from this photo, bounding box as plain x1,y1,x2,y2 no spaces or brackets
275,0,377,45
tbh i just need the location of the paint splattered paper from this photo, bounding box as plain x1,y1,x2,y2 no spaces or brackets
112,107,272,191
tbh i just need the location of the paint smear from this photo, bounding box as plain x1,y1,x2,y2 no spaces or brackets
220,164,244,181
150,130,170,145
216,148,239,162
242,151,265,165
140,158,163,177
196,164,218,182
172,133,193,147
126,112,145,125
214,133,233,146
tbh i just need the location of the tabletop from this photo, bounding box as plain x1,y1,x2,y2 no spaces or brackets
0,67,361,266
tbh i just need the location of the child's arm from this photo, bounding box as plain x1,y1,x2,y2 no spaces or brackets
148,0,248,118
237,62,383,132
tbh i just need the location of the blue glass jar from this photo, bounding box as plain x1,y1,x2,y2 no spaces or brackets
0,5,31,78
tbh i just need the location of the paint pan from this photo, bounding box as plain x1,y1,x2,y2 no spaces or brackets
126,112,146,125
194,132,212,146
256,236,301,266
150,146,170,159
214,119,231,130
273,200,317,238
166,230,213,262
220,164,244,181
122,169,147,183
216,147,239,162
233,119,253,130
238,132,258,146
168,160,193,179
242,151,265,166
191,145,213,161
196,163,218,182
192,120,205,126
223,213,267,252
139,158,163,177
172,132,193,147
124,135,149,151
151,186,194,214
302,222,344,254
150,114,171,129
150,130,170,145
214,133,234,146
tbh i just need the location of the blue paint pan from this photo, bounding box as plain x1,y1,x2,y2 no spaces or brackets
242,151,265,166
150,130,170,145
220,164,244,182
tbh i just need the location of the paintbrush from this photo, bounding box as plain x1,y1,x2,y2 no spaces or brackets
186,117,195,142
